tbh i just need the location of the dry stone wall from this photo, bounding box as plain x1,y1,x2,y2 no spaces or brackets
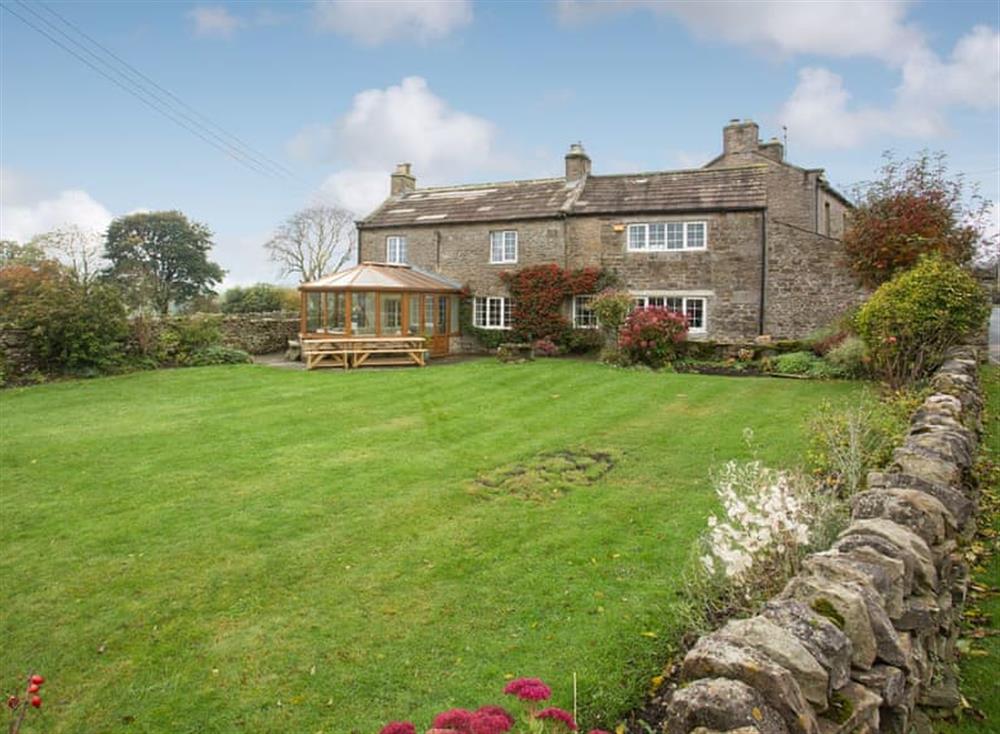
667,346,985,734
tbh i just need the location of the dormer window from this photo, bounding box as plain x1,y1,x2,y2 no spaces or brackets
490,230,518,264
386,236,407,264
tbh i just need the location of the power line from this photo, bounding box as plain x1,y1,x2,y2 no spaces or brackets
2,1,294,182
35,0,298,181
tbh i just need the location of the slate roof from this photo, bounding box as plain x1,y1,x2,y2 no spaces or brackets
300,262,462,292
357,166,768,228
575,166,767,215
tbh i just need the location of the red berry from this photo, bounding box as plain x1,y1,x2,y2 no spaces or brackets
30,675,44,686
27,684,39,694
6,696,18,709
30,696,41,708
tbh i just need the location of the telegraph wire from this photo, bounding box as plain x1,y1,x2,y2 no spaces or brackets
2,2,292,182
8,0,279,180
34,0,298,181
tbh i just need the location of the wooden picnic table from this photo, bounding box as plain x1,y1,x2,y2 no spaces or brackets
301,335,428,370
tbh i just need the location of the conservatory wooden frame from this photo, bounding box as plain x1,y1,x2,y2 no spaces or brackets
298,262,464,368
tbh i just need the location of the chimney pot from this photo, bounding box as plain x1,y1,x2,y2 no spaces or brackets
565,142,591,182
390,162,416,195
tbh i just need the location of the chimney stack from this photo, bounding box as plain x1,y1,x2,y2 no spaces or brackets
758,137,784,163
565,142,591,182
391,163,415,195
722,119,760,159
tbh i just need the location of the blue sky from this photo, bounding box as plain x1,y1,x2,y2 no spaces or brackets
1,0,998,287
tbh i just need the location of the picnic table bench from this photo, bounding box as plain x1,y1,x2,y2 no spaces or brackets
301,336,428,370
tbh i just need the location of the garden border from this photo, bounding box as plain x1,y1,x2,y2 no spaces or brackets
665,345,985,734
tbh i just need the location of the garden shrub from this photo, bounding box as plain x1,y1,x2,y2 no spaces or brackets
807,389,922,495
854,253,989,387
501,264,602,343
186,346,252,366
561,328,602,354
220,283,289,314
618,307,687,367
773,351,821,375
532,337,559,357
825,336,868,377
156,315,223,365
683,435,848,632
0,259,128,375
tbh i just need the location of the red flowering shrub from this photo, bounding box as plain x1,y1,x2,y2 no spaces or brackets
844,151,991,287
380,722,416,734
532,337,560,357
500,265,602,342
618,307,688,366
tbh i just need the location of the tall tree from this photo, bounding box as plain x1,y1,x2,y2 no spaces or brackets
844,151,992,287
264,205,356,283
103,211,224,315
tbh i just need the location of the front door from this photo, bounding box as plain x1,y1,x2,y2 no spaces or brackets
429,295,449,357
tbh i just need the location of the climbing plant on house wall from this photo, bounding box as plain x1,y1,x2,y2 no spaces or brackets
499,264,608,342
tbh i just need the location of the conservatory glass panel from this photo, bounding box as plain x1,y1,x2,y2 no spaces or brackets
381,294,402,336
352,292,375,335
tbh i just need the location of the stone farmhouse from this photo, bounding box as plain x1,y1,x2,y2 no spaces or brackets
353,119,865,351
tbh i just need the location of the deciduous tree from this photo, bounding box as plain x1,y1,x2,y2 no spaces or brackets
264,205,356,283
844,151,992,287
103,211,224,315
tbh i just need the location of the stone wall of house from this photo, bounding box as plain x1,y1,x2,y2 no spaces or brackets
764,220,869,339
667,346,984,734
358,218,568,296
567,211,765,341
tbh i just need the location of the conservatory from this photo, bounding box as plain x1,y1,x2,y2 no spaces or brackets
298,262,463,369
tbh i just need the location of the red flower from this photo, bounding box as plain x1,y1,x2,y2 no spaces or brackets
475,706,514,729
470,711,513,734
30,696,41,709
433,708,474,732
379,723,416,734
535,707,577,731
502,677,552,702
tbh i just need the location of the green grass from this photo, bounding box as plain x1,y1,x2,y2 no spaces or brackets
0,359,862,733
937,365,1000,734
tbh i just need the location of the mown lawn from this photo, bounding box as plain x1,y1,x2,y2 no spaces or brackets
0,359,862,733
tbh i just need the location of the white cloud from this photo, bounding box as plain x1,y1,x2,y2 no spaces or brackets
312,0,472,45
291,76,498,215
187,5,245,38
557,0,999,151
1,170,113,243
557,0,925,64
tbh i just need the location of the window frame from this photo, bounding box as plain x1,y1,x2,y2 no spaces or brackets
473,296,512,330
572,294,598,329
632,294,707,333
386,235,407,264
489,230,518,264
625,220,708,252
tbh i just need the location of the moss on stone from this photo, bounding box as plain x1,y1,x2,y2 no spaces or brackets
821,691,854,724
811,597,845,629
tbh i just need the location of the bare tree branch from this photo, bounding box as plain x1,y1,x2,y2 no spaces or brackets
264,205,357,283
31,225,106,290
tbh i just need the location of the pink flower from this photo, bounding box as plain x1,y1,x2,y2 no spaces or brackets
535,707,578,731
433,709,474,732
587,731,613,734
470,710,513,734
475,706,514,730
502,677,552,702
379,723,416,734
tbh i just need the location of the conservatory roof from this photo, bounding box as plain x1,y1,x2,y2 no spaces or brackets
299,262,463,292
